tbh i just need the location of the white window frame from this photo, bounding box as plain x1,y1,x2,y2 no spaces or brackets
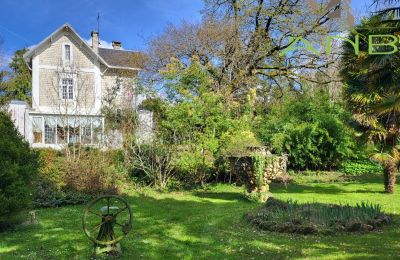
32,116,44,144
62,43,73,64
59,75,77,101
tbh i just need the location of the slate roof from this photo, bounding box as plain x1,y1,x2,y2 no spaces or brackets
98,48,145,69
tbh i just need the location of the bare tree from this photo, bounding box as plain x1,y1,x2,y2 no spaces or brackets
147,0,348,102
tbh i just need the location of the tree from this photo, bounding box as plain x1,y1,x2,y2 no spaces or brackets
0,111,38,228
147,0,346,104
140,56,258,186
4,48,32,104
341,15,400,193
372,0,400,20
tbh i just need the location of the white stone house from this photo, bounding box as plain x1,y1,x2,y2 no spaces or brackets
8,23,152,149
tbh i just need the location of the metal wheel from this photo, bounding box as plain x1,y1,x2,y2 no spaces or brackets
82,195,133,246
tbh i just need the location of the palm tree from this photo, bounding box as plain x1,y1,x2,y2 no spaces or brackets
341,14,400,193
372,0,400,20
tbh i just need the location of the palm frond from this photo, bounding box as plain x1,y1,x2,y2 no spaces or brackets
371,152,393,164
372,0,400,21
374,93,400,115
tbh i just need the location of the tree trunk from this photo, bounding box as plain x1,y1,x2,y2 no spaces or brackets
384,161,397,193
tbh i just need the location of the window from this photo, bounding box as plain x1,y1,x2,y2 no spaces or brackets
92,118,103,144
32,117,43,143
61,78,74,99
44,117,56,144
64,44,71,62
44,124,55,144
31,116,103,146
81,119,92,144
69,126,80,143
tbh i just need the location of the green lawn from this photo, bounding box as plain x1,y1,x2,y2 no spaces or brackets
1,174,400,259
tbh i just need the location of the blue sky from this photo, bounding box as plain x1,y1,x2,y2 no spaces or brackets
0,0,374,64
0,0,204,59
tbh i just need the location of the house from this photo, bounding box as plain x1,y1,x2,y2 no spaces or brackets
8,23,152,149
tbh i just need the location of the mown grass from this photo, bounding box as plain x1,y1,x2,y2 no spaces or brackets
0,173,400,259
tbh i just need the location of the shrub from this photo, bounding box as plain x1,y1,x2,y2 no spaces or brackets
246,198,391,235
0,111,39,230
33,149,126,207
339,159,383,175
33,179,92,207
257,88,355,170
127,141,175,190
62,150,124,195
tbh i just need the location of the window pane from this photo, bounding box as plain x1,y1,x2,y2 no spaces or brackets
68,83,73,99
79,117,92,144
61,78,73,100
32,117,43,143
44,117,56,144
44,124,55,144
92,118,103,144
69,126,80,144
57,126,67,144
65,45,70,61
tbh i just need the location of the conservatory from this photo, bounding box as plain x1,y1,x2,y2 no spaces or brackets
30,114,104,148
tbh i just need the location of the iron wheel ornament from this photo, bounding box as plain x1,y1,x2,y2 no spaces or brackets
82,195,133,255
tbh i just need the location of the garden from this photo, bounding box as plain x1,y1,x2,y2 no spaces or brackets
0,174,399,259
2,0,400,259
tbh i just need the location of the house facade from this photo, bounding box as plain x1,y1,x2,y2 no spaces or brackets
8,23,151,149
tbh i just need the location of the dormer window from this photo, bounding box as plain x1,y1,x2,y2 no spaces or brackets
63,44,71,63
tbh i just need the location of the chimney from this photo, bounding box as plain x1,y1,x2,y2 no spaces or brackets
112,41,122,50
91,31,99,53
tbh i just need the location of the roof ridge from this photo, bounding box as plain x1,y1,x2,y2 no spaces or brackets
98,47,142,53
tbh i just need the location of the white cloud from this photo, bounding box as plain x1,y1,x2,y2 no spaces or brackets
85,38,123,50
0,51,13,69
27,44,37,51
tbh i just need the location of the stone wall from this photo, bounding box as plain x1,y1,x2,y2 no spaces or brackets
229,148,287,196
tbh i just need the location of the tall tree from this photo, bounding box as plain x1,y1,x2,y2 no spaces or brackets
6,48,31,104
341,15,400,193
147,0,346,103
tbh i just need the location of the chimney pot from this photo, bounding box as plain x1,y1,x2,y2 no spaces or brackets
91,31,99,53
112,41,122,50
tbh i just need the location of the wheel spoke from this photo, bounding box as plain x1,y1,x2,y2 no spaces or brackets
115,222,124,227
88,210,102,218
89,222,104,233
114,206,128,216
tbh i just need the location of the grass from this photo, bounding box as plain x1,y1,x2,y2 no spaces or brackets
0,173,400,259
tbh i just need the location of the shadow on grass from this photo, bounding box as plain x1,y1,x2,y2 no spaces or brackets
192,191,246,201
1,182,400,259
270,182,386,194
270,174,397,195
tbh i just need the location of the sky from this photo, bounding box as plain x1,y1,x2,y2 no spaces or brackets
0,0,378,66
0,0,204,62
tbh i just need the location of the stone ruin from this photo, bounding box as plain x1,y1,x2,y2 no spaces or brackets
228,146,287,200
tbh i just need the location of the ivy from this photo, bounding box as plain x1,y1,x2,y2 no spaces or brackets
253,153,266,188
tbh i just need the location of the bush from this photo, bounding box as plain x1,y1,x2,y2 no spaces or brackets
33,149,127,207
62,150,122,195
257,88,355,170
339,159,383,175
246,198,391,235
0,111,39,229
33,179,92,207
127,142,175,189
